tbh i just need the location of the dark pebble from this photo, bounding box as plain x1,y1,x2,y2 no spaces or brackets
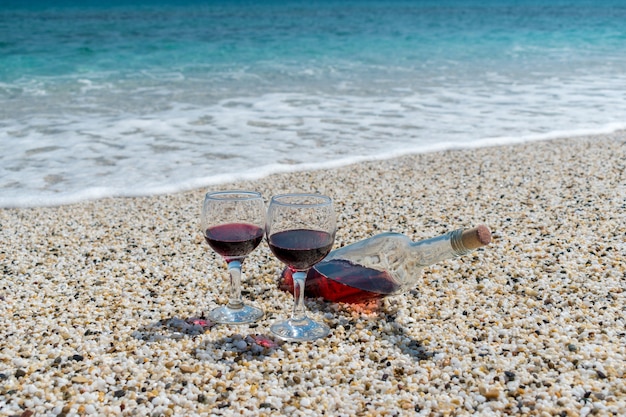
596,370,607,379
197,394,207,404
0,373,7,380
71,354,84,361
504,371,516,381
15,369,26,378
567,343,578,352
114,389,126,398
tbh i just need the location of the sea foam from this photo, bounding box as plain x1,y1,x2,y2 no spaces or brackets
2,0,626,207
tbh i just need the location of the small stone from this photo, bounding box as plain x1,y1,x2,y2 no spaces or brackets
567,344,578,352
480,386,501,400
15,369,26,378
179,365,197,374
114,389,126,398
234,340,247,350
71,354,84,361
486,389,500,400
400,399,413,410
71,376,90,384
525,288,538,297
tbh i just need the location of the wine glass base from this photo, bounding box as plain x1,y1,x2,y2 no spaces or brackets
270,317,330,342
208,305,264,324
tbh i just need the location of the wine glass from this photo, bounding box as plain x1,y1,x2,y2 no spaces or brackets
200,190,265,324
266,193,336,341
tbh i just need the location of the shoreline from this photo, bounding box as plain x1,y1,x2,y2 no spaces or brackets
4,126,626,210
1,133,625,416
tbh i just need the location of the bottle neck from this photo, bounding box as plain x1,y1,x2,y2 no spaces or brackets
410,228,472,267
449,228,473,257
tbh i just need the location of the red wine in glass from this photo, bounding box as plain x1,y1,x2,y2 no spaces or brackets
266,193,336,341
200,190,265,325
267,229,334,271
205,223,264,261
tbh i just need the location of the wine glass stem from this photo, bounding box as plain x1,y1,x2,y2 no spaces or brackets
226,260,244,310
291,270,308,321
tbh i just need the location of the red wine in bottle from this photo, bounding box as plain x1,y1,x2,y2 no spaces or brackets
281,259,400,303
279,225,492,304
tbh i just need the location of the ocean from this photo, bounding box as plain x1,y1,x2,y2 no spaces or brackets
1,0,625,207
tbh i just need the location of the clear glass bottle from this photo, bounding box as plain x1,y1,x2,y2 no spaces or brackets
280,225,491,304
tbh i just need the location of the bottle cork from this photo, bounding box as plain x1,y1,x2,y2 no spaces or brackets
461,224,492,250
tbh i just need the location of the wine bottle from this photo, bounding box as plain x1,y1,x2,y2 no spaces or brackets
280,225,492,304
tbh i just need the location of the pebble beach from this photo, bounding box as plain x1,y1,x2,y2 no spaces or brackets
1,133,625,416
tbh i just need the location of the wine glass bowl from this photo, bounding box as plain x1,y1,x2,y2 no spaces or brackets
200,190,265,324
266,193,336,341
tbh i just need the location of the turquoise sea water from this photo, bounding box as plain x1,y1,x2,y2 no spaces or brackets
1,0,625,207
